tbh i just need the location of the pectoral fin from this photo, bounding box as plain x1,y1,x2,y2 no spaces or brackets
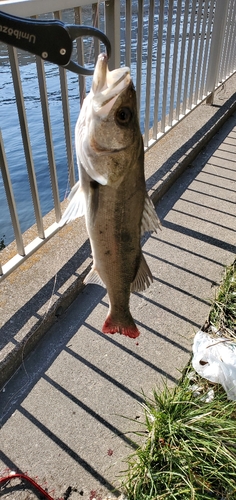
141,194,162,235
59,181,86,226
131,253,153,292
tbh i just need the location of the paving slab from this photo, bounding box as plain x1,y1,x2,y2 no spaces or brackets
0,112,236,500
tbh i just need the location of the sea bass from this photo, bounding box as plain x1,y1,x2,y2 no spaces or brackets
60,53,161,338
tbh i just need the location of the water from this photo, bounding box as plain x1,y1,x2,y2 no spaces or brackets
0,1,190,246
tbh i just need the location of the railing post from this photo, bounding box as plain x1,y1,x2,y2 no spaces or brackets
205,0,230,102
0,129,25,257
8,45,45,240
105,0,120,70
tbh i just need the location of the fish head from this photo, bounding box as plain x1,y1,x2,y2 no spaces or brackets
76,53,143,187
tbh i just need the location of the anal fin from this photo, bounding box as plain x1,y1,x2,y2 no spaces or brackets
131,253,153,292
84,267,105,288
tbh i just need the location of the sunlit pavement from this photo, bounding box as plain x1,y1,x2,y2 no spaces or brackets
0,112,236,500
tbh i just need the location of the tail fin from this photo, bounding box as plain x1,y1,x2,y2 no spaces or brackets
102,314,140,338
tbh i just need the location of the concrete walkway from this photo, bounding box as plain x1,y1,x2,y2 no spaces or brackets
0,112,236,500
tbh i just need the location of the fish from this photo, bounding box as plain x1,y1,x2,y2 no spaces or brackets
60,53,161,338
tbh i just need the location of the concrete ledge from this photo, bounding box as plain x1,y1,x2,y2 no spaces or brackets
1,73,236,389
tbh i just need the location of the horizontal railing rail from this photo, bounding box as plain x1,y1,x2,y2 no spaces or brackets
0,0,236,280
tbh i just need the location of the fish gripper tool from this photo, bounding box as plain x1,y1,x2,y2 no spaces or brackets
0,10,111,75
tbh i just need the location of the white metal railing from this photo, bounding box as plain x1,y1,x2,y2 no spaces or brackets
0,0,236,280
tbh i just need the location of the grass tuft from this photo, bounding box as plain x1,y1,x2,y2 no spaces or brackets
123,377,236,500
209,259,236,336
122,259,236,499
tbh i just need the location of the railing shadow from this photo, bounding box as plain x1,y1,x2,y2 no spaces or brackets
2,97,236,355
146,90,236,196
1,94,236,498
1,282,183,425
1,238,91,350
1,283,184,495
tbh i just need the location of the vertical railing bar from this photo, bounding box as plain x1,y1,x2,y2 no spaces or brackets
74,6,86,104
201,0,215,97
0,129,25,256
7,45,45,239
54,10,75,189
225,0,234,76
161,0,173,133
231,2,236,73
168,0,182,126
228,3,236,74
222,1,234,79
219,23,226,81
176,0,190,120
92,3,100,62
225,1,234,76
205,0,230,95
144,0,155,147
194,0,208,103
182,0,197,115
136,0,143,118
189,0,203,109
230,2,236,73
125,0,131,68
218,3,230,82
105,0,121,71
153,0,164,138
35,55,61,222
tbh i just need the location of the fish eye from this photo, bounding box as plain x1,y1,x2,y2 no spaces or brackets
115,107,132,126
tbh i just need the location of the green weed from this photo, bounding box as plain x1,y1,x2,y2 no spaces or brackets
123,378,236,499
209,259,236,335
122,259,236,499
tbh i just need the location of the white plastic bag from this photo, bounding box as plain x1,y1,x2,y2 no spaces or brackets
192,330,236,400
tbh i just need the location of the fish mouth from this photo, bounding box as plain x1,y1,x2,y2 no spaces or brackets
92,53,131,115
